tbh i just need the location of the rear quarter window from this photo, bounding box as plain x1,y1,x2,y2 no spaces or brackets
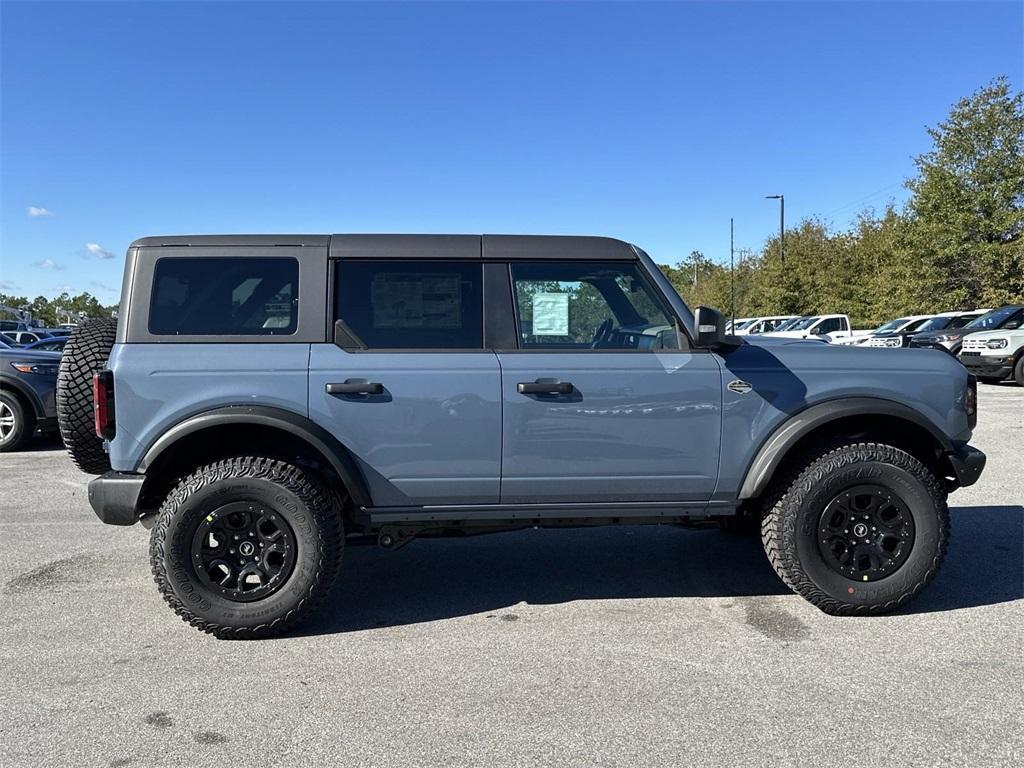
149,257,299,336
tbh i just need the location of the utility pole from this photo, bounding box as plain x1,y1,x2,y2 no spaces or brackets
765,194,785,266
730,218,735,326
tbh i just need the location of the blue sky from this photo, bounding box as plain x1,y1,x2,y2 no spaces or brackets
1,0,1021,304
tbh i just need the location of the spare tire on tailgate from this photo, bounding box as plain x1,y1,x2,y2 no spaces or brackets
57,318,117,474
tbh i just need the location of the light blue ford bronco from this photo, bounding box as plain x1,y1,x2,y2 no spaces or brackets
56,235,986,638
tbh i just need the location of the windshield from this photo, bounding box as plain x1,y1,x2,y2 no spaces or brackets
774,316,806,331
731,319,755,330
965,306,1022,330
789,316,821,331
874,317,913,333
915,315,955,333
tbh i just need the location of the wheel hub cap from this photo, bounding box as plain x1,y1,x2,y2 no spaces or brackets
190,502,297,601
817,484,916,582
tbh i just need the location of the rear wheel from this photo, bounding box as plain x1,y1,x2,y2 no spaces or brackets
57,318,117,473
150,457,344,639
761,442,948,615
0,391,34,452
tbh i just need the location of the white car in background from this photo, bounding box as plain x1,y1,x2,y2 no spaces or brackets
726,318,754,334
734,315,799,335
764,314,868,342
833,314,934,346
959,325,1024,385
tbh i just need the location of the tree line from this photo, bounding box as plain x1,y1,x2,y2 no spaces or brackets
0,291,116,327
662,77,1023,328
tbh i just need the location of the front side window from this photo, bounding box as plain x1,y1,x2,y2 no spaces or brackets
149,257,298,336
335,260,483,349
816,318,842,334
511,261,679,350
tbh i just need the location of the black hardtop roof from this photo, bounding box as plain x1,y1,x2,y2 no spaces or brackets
129,234,639,260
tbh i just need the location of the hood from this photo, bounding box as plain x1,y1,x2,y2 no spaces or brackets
912,328,971,341
739,335,828,347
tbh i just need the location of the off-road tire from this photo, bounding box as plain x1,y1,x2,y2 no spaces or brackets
1014,355,1024,387
150,457,344,639
57,318,117,474
761,442,948,615
0,390,34,452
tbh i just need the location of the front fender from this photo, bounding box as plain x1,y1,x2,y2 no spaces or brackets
736,397,955,500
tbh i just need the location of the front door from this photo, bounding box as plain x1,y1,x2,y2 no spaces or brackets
497,259,722,503
309,258,502,507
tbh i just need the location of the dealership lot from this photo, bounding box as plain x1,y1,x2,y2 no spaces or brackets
1,385,1021,768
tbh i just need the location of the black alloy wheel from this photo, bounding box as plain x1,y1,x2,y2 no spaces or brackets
191,502,297,602
817,485,916,583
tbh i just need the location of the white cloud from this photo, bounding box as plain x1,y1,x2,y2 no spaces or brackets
33,258,66,271
0,281,17,291
53,284,73,295
85,243,114,259
27,206,54,217
90,280,118,292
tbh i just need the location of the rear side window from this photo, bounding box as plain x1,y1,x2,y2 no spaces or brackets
335,260,483,349
149,258,298,336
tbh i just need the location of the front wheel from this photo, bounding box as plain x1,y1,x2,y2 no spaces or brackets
1014,355,1024,387
761,442,948,615
150,457,344,638
0,391,35,452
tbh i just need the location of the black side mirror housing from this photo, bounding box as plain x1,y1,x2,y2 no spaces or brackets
694,306,728,349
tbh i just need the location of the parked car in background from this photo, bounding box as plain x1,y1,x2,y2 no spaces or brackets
725,318,753,334
22,336,69,353
857,315,936,347
764,314,867,342
1,329,54,346
41,328,74,338
0,340,61,451
864,310,987,349
959,322,1024,385
734,315,799,335
910,305,1023,355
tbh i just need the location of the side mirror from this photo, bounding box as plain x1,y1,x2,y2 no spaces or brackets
694,306,727,348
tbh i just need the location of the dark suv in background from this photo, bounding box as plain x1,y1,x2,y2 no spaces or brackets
0,337,61,451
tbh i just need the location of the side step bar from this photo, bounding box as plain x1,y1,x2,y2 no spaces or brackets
364,500,737,525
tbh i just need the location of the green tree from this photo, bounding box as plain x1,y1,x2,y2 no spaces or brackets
905,76,1024,307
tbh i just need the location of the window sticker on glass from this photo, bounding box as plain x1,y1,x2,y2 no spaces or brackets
371,273,462,329
532,292,570,336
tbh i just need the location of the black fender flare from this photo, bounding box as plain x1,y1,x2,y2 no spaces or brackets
0,375,46,419
136,405,372,507
737,397,955,500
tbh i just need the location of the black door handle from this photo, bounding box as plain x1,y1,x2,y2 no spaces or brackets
326,380,384,395
517,380,573,395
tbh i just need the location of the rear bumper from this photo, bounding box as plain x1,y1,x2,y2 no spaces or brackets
88,471,145,526
948,444,986,488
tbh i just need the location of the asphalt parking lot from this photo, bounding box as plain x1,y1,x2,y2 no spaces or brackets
1,385,1021,768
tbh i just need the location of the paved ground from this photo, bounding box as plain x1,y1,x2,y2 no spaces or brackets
1,384,1021,768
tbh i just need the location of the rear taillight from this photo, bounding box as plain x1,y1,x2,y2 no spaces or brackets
965,374,977,430
93,369,116,440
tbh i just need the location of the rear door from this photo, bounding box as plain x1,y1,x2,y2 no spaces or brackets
308,243,502,507
494,256,722,503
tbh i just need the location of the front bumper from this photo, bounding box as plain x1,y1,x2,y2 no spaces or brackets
959,353,1013,379
948,444,986,488
88,471,145,526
